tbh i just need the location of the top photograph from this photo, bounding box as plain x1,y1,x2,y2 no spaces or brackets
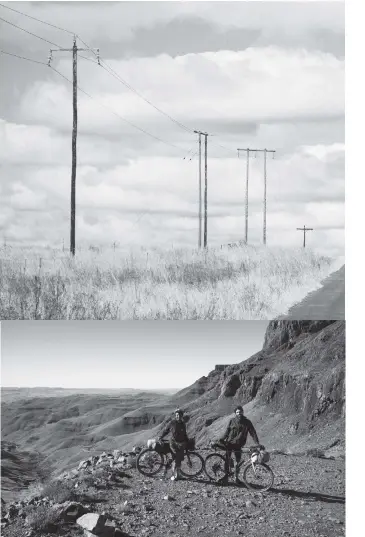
0,1,344,320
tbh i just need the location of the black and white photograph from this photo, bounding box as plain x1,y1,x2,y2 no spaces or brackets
1,320,345,537
0,0,350,536
0,0,345,320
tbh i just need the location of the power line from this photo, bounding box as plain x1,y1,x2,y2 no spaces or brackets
0,4,194,134
0,49,47,65
49,66,186,153
0,2,74,35
0,3,238,151
211,140,236,155
98,61,194,134
0,44,189,154
0,16,63,48
78,54,100,65
75,34,194,134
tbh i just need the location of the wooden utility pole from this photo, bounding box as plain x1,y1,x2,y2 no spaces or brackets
204,133,208,248
297,225,313,248
237,148,275,245
48,37,100,256
198,132,202,248
71,37,77,256
194,130,208,248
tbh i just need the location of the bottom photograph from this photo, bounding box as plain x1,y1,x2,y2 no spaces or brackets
1,320,345,537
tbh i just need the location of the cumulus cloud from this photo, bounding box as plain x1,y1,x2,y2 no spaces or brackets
14,47,344,136
0,2,344,256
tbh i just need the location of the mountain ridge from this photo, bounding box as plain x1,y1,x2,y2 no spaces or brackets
1,321,345,500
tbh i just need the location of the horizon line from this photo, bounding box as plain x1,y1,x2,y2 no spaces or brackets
1,386,180,390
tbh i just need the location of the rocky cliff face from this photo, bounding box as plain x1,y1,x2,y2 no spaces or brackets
168,320,345,457
1,321,346,493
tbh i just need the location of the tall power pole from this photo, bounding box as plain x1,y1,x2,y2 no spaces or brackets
204,133,208,248
71,38,77,257
237,148,275,245
297,225,313,248
48,37,100,256
194,130,208,248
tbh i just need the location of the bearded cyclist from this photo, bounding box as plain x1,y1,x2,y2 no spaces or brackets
159,409,188,481
218,405,261,485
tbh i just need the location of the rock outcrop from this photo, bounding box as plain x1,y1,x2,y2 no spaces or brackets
167,321,345,457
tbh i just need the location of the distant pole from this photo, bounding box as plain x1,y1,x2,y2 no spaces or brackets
297,225,313,248
198,133,202,248
245,148,249,244
238,148,275,245
194,130,209,248
263,149,267,245
70,36,77,257
204,133,208,248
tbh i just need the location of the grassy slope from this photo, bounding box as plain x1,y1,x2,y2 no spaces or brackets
0,244,338,319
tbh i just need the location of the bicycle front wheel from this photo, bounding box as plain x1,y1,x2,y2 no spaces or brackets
204,453,228,481
239,462,274,492
136,449,164,477
180,452,204,478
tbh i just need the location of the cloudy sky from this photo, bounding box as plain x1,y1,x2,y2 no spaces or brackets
1,320,269,388
0,1,344,255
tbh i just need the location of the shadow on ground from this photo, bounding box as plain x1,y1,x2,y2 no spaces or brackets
271,487,345,504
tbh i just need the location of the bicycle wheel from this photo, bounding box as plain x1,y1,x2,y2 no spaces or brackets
180,451,204,478
239,462,274,492
204,453,228,481
136,449,164,477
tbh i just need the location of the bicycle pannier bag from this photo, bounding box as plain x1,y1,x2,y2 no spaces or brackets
252,449,270,463
187,437,195,451
155,441,171,455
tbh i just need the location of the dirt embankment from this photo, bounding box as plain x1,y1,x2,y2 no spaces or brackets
1,453,345,537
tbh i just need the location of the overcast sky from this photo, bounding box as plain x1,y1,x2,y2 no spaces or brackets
0,1,344,255
0,320,268,389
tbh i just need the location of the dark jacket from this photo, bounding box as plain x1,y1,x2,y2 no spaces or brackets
222,415,259,447
160,419,188,443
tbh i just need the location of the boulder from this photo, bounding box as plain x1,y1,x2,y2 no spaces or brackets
77,513,107,533
78,460,89,470
58,501,88,522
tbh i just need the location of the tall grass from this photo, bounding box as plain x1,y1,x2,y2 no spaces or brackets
0,244,337,320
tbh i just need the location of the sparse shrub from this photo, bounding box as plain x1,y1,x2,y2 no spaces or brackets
77,473,96,488
306,448,326,458
0,244,338,320
42,480,76,503
26,504,61,532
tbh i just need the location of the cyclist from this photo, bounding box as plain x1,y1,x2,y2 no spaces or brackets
218,405,261,485
159,408,188,481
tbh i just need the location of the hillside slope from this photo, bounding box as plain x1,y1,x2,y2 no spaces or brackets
1,321,345,500
94,321,345,458
1,452,345,537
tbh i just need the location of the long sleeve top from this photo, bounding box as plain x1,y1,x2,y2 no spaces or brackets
223,415,259,447
160,419,188,443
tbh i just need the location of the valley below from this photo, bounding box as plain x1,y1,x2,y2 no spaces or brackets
1,320,345,536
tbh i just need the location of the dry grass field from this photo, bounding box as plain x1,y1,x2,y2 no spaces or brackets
0,244,339,319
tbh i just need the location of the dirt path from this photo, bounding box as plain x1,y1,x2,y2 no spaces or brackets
1,454,345,537
279,265,345,320
81,454,345,537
